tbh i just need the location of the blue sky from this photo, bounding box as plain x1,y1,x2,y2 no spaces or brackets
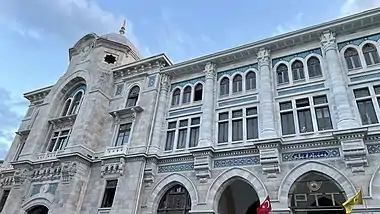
0,0,379,159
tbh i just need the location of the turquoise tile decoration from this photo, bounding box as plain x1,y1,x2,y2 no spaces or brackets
218,96,257,107
350,72,380,82
282,148,340,162
168,107,202,117
214,156,260,168
147,75,156,88
277,83,325,96
158,162,194,173
337,33,380,51
367,144,380,154
170,76,205,91
272,48,322,66
217,63,258,79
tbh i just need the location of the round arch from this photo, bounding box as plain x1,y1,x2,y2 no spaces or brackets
277,161,356,204
147,173,198,213
21,195,53,214
370,164,380,199
206,167,268,212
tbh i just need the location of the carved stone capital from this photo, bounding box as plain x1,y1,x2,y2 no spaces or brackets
320,30,337,52
160,73,170,91
257,47,271,67
204,62,216,78
61,161,77,183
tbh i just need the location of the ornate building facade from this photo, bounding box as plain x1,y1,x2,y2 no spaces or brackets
2,8,380,214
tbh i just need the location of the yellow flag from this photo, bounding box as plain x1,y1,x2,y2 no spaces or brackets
343,189,363,214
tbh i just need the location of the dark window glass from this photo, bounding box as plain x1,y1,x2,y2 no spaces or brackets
0,190,10,212
172,89,181,106
363,43,380,66
357,99,378,125
291,60,305,81
232,119,243,141
69,91,83,114
126,86,140,107
182,86,191,104
315,106,333,130
298,109,314,133
307,57,322,78
220,77,230,96
194,84,203,101
354,88,370,98
165,131,175,151
281,112,295,135
115,123,131,146
157,185,191,214
277,64,289,84
280,101,292,110
245,71,256,90
218,122,229,143
232,75,242,93
246,117,258,139
344,48,361,69
101,180,118,208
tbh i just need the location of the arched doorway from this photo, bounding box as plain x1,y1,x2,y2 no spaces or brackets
218,178,260,214
157,184,191,214
27,205,49,214
288,171,346,214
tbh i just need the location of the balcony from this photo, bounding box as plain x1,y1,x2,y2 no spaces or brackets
104,145,129,157
36,151,58,161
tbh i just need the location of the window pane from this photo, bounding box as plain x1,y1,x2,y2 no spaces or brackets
357,100,379,125
296,98,310,108
101,180,118,208
246,117,258,139
232,119,243,141
364,52,373,65
281,112,295,135
189,127,199,147
374,86,380,95
191,117,200,125
298,109,314,133
219,112,229,120
354,88,370,98
233,75,242,92
177,129,187,149
194,84,203,101
179,120,188,127
168,122,177,129
313,95,328,105
218,122,228,143
315,106,333,130
280,101,292,110
232,110,243,118
246,107,257,116
220,78,229,96
165,131,175,150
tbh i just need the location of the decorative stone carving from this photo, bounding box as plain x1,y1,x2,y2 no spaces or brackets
256,140,281,178
61,161,77,183
257,47,271,67
30,163,61,182
13,168,29,187
100,158,125,178
0,175,13,187
143,158,157,187
40,183,50,193
204,62,216,78
320,30,337,52
160,73,170,89
192,151,213,183
49,114,77,130
334,129,368,172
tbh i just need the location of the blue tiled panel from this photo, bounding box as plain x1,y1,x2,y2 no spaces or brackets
214,156,260,168
218,96,257,107
158,162,194,173
367,144,380,154
168,107,202,117
350,73,380,82
272,48,322,66
337,33,380,51
282,148,340,162
217,63,258,79
277,83,325,96
170,76,205,90
147,75,156,88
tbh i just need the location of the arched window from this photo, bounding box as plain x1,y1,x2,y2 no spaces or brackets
232,74,242,93
182,86,192,104
277,64,289,84
61,99,72,116
68,91,83,115
194,83,203,101
245,71,256,90
344,48,361,69
307,57,322,78
291,60,305,81
363,43,380,66
220,77,230,96
172,89,181,106
126,86,140,107
157,185,191,214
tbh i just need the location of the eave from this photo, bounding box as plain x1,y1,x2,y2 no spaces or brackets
161,7,380,76
23,85,53,103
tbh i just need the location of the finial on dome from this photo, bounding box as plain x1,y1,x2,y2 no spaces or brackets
119,20,126,35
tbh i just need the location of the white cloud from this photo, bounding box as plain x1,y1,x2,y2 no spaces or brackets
340,0,380,16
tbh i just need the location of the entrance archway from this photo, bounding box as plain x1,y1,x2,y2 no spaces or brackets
157,184,191,214
27,205,49,214
218,179,260,214
288,171,346,214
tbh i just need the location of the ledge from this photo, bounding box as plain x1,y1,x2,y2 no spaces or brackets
108,106,143,118
48,114,77,128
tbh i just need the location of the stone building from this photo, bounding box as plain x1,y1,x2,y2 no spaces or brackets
2,7,380,214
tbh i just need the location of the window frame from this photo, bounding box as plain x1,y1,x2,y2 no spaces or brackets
219,77,230,96
245,71,257,91
126,85,140,107
61,88,85,117
164,116,201,151
291,60,305,81
276,63,289,85
182,86,192,104
100,179,118,208
352,85,380,126
362,43,380,66
306,56,323,78
343,47,362,70
232,74,243,93
46,129,71,152
171,88,181,107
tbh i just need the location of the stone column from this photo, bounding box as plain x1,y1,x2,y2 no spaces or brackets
320,30,359,129
148,73,170,154
198,62,216,147
257,48,277,139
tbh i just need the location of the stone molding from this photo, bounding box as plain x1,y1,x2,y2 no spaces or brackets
257,47,271,67
100,157,125,178
320,30,337,52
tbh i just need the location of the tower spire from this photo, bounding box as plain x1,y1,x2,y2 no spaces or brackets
119,20,126,35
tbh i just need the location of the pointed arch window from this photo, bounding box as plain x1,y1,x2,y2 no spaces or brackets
126,86,140,107
232,75,242,93
194,83,203,101
245,71,256,90
182,86,192,104
157,185,191,214
344,48,361,69
307,57,322,78
277,64,289,84
220,77,229,96
172,89,181,106
363,43,380,66
291,60,305,81
61,84,86,117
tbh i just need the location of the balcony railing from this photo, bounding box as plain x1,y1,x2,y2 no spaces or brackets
104,145,129,157
36,151,58,160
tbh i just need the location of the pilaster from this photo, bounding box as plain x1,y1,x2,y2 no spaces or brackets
257,47,277,139
198,62,216,147
256,139,281,178
148,73,170,154
320,30,359,129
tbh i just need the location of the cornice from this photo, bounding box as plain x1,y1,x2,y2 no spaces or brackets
23,85,53,102
161,8,380,76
